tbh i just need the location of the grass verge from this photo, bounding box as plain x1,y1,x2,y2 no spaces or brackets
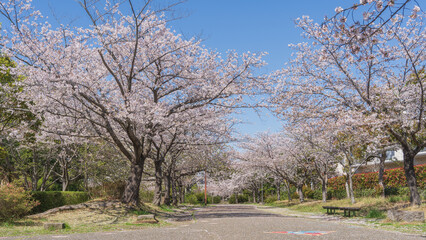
0,201,170,237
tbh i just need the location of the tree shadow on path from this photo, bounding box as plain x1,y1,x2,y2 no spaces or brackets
193,205,287,220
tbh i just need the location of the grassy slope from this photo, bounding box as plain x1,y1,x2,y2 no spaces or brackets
0,201,178,237
265,197,426,235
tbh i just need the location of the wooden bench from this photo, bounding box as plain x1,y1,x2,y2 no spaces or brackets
323,206,360,217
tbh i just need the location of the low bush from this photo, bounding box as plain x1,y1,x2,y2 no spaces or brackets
185,194,198,205
312,190,323,200
88,181,125,200
354,189,377,198
139,189,154,203
291,191,299,200
195,192,205,203
384,187,399,196
0,184,39,221
328,164,426,191
302,187,315,199
212,196,221,204
421,189,426,200
265,195,277,204
366,209,386,219
327,189,346,200
387,195,402,203
31,191,90,213
184,193,219,204
228,194,249,204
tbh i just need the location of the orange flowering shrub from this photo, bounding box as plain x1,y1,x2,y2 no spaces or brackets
0,184,39,221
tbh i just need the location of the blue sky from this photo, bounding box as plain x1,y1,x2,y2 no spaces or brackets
30,0,347,136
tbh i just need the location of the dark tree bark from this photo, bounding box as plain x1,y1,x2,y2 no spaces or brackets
121,159,145,206
152,160,163,206
402,150,421,206
163,175,171,206
172,174,178,206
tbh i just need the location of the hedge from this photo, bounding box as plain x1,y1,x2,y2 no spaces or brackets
328,164,426,191
31,191,90,213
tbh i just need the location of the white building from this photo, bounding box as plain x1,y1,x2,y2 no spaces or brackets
354,148,426,174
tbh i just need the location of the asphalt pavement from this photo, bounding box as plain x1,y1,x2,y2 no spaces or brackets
8,205,425,240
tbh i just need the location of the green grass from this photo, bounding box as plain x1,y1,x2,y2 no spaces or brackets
0,203,171,238
0,219,169,237
131,209,151,215
373,221,426,235
270,197,408,217
365,209,386,219
159,205,175,212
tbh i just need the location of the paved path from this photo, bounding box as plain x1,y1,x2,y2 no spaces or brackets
10,205,425,239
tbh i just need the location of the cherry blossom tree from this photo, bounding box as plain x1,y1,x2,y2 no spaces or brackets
239,132,314,203
0,0,265,205
285,121,341,202
272,4,425,205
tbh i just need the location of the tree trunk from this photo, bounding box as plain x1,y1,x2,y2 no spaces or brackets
402,150,421,206
297,185,304,203
179,181,185,203
345,178,350,199
378,150,386,198
121,159,144,206
347,172,355,204
62,165,69,191
276,183,281,201
235,192,238,204
172,175,178,206
252,190,256,203
285,180,292,201
321,176,327,203
152,160,163,206
163,175,171,206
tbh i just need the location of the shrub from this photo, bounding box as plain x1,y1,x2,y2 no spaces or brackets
291,191,299,200
139,189,154,203
302,186,315,199
312,190,323,200
354,189,377,198
366,209,386,219
265,195,277,204
88,181,125,200
328,164,426,191
195,192,205,203
31,191,90,213
420,189,426,200
397,187,410,197
0,184,39,221
327,189,346,200
384,187,399,196
185,194,198,205
387,196,402,203
212,196,221,204
228,194,249,204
